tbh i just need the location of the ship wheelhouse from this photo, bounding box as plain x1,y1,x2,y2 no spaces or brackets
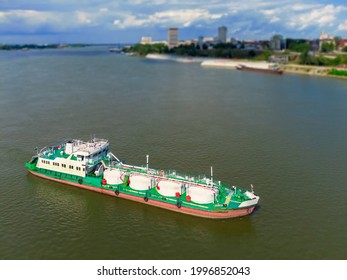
36,138,109,178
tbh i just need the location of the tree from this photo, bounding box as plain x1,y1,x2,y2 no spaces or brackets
262,49,272,61
334,37,341,51
286,38,310,52
299,50,319,65
248,50,256,58
215,42,227,49
320,42,334,53
127,43,168,56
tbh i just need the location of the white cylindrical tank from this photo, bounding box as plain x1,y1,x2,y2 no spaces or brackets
157,180,182,197
187,185,217,204
103,169,122,185
129,174,151,190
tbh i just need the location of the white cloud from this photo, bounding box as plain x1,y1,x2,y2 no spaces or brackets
338,19,347,31
150,9,224,26
287,4,346,30
0,8,104,33
228,0,293,13
0,9,75,34
115,15,148,28
269,16,280,23
261,9,277,16
113,9,225,29
291,4,321,11
259,8,282,24
0,10,52,26
1,1,347,43
128,0,167,6
258,3,347,33
99,8,109,13
75,11,92,24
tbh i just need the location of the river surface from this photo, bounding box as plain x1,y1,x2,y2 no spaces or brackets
0,46,346,260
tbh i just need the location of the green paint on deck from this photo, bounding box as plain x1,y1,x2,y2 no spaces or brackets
224,191,234,206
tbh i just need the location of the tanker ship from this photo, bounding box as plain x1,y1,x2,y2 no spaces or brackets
25,138,260,219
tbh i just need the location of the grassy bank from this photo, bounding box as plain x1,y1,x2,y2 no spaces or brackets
328,69,347,77
282,64,347,79
282,64,330,76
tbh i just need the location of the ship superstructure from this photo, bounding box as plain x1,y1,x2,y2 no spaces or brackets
32,138,109,178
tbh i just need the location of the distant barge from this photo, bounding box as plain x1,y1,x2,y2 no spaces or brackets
236,64,283,75
25,138,260,219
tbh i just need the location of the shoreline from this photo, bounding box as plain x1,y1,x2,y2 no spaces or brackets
282,64,347,80
142,54,347,80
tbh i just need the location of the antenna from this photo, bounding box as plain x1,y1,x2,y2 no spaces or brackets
146,155,149,170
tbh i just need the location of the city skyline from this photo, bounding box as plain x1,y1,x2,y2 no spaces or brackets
1,0,347,44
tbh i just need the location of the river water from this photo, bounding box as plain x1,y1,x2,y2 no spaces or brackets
0,46,346,260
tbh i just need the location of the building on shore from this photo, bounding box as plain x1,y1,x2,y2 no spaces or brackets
218,26,227,43
197,36,204,48
168,28,179,49
269,55,289,64
320,32,334,41
195,36,215,49
270,34,285,50
338,39,347,51
306,39,320,52
319,32,336,51
140,37,152,44
242,40,264,50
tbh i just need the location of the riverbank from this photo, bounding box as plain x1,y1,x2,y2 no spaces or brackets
282,64,330,76
282,64,347,79
146,53,204,63
143,53,347,80
201,59,275,69
200,59,347,79
146,54,274,68
0,44,89,51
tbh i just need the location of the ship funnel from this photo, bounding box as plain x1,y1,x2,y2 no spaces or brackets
65,141,74,154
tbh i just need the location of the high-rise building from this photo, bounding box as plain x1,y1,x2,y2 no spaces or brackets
168,28,179,49
218,26,227,43
270,34,285,50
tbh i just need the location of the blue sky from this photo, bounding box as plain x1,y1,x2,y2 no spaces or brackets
0,0,347,44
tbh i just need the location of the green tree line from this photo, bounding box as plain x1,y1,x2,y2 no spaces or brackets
300,50,347,66
126,41,347,67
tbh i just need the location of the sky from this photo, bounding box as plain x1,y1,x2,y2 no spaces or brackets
0,0,347,44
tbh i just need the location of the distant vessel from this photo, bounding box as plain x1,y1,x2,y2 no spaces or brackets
108,47,122,53
236,64,283,75
25,138,260,219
